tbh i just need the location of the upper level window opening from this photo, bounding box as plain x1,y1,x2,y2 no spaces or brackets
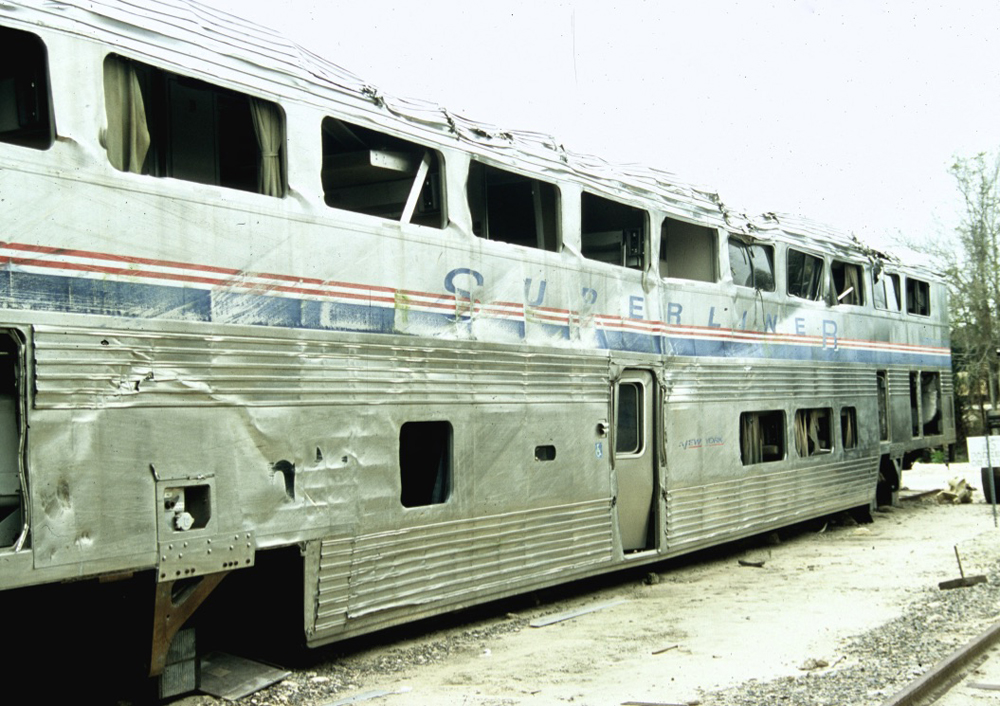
581,192,647,270
832,260,864,306
905,277,931,316
787,249,824,301
728,236,775,291
322,117,445,228
659,217,717,282
467,160,559,250
0,26,54,150
873,269,901,311
103,55,285,196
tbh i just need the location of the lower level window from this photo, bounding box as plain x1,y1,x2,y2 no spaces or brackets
740,410,785,464
841,407,858,449
795,408,832,456
399,421,452,507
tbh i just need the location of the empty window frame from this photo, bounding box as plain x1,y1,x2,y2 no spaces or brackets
787,249,825,301
877,370,889,441
909,372,920,437
103,55,285,195
581,192,647,270
832,260,864,306
905,277,931,316
728,236,775,291
659,217,717,281
873,269,901,311
322,117,444,228
740,410,785,465
0,26,54,150
616,382,644,454
920,371,942,436
399,421,452,507
841,407,858,450
794,408,832,457
467,160,558,250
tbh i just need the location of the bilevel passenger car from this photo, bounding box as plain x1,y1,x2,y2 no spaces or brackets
0,0,954,694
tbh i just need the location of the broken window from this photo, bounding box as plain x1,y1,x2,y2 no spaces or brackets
740,410,784,465
920,372,942,436
841,407,858,450
659,217,717,282
873,270,901,311
787,249,824,301
728,237,775,291
877,370,889,441
103,54,286,196
832,260,864,306
322,117,444,228
905,278,931,316
909,372,920,437
467,160,559,250
400,421,452,507
0,26,54,150
616,382,644,454
794,408,832,457
581,192,647,269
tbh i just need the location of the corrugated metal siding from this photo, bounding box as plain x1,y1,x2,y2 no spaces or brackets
309,499,614,644
667,363,873,403
665,457,878,553
33,325,609,409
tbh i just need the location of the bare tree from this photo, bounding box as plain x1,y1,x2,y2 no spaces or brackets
947,151,1000,431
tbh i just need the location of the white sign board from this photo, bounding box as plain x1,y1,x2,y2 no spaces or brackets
967,436,1000,467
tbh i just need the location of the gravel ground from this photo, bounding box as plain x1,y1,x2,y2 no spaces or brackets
171,463,1000,706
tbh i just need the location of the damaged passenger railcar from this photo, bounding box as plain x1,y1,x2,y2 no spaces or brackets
0,0,954,692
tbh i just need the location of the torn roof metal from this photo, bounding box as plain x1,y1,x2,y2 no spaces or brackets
5,0,937,277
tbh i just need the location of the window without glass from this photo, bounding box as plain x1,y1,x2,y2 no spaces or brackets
659,217,716,281
728,237,775,291
581,192,647,269
616,382,643,454
467,160,558,250
841,407,858,449
321,117,444,228
787,249,825,300
0,27,53,150
906,278,931,316
873,270,901,311
920,372,942,436
832,260,864,306
909,372,920,437
103,55,285,195
877,370,889,441
740,410,785,464
399,421,452,507
795,408,832,456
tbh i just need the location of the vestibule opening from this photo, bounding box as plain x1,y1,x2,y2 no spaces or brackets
0,330,26,548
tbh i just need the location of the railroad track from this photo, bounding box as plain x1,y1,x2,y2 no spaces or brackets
883,618,1000,706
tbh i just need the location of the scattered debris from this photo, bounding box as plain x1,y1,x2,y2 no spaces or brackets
529,599,627,628
199,652,291,701
935,478,974,504
325,687,412,705
969,682,1000,691
765,532,782,546
798,658,829,671
939,545,988,590
644,572,661,585
738,559,765,568
652,643,680,655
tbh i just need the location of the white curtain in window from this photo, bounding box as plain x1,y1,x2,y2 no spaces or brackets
794,412,809,456
843,265,861,305
741,414,762,464
250,98,284,197
103,58,149,174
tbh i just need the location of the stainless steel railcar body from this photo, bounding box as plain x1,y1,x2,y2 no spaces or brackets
0,0,954,677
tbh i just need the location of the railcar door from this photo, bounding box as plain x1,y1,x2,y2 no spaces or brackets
615,370,655,552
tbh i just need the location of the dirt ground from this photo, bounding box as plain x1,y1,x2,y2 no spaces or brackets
187,462,1000,706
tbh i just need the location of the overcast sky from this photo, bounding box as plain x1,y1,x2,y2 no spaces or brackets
203,0,1000,251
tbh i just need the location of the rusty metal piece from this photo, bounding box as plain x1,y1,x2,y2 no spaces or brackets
150,571,228,677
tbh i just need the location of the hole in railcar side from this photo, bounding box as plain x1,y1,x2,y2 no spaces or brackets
659,217,718,282
467,159,560,251
739,410,785,465
0,329,25,548
399,421,452,507
794,407,833,457
534,445,556,461
580,192,648,270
